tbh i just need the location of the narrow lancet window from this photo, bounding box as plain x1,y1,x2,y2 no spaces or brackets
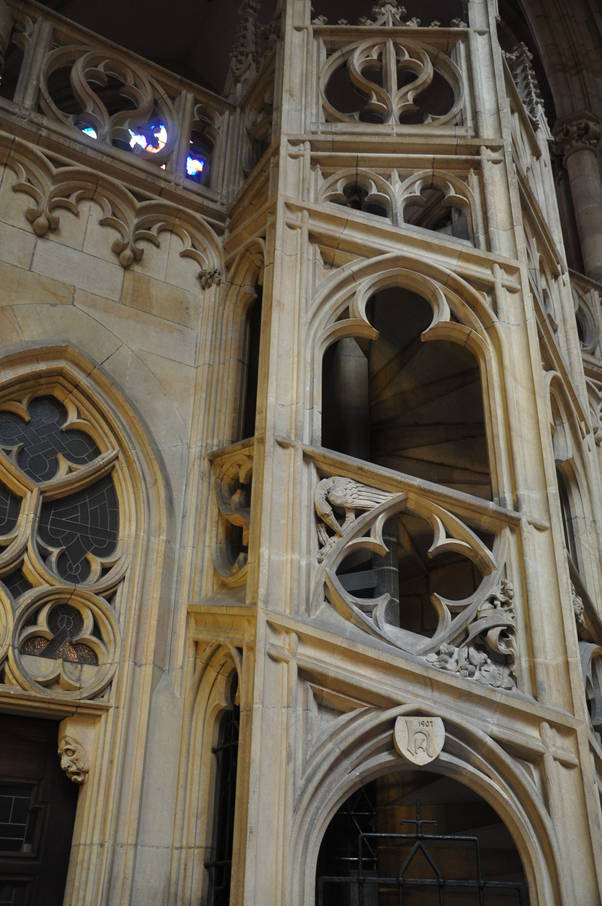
241,286,262,440
205,674,240,906
556,467,579,570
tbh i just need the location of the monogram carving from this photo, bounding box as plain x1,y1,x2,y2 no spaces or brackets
394,716,445,765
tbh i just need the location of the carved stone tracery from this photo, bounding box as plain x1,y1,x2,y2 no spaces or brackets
313,474,517,690
0,133,223,280
0,389,124,700
321,38,464,126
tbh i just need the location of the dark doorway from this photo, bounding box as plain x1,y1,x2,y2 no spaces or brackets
0,716,78,906
317,769,529,905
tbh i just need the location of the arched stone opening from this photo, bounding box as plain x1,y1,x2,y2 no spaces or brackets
315,767,530,905
321,286,492,500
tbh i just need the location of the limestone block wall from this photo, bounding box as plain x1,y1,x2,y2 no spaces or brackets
0,1,600,905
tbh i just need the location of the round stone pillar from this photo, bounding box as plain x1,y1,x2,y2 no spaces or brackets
554,113,602,281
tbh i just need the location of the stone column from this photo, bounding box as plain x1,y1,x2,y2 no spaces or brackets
554,113,602,281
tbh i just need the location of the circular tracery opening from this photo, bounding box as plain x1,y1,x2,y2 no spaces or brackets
316,769,530,905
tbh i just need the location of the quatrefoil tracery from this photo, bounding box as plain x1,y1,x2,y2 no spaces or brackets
322,38,464,126
313,475,517,690
0,391,124,699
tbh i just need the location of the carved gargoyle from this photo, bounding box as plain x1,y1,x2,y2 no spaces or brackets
58,734,89,784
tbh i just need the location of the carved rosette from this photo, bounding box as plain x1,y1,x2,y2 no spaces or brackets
313,475,518,690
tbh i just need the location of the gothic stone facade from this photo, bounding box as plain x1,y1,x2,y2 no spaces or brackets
0,0,600,904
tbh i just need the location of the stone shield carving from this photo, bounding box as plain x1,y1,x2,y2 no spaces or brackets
394,716,445,765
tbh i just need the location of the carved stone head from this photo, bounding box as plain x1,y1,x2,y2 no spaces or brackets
58,734,89,785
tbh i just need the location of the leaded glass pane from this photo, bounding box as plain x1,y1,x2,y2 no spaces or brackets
39,475,119,582
0,397,99,482
0,485,20,536
0,569,32,599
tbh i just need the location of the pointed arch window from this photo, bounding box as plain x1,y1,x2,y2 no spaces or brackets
205,673,240,906
240,286,262,441
556,466,579,570
0,390,124,699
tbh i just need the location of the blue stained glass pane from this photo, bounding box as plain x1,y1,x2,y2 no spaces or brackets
81,126,97,139
186,155,206,181
129,122,167,154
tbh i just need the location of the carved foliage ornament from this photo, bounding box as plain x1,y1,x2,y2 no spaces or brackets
313,2,467,28
321,38,464,126
314,476,517,690
554,114,601,163
0,391,124,699
1,134,222,282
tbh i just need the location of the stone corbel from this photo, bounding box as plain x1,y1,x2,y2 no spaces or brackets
58,716,97,785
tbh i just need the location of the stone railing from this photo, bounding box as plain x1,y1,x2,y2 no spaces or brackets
311,20,472,137
0,0,235,202
303,443,526,694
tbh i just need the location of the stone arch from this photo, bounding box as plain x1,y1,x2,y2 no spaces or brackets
307,252,510,503
0,343,171,903
545,373,600,598
289,704,564,906
169,642,243,906
319,168,395,223
220,237,267,443
399,169,483,247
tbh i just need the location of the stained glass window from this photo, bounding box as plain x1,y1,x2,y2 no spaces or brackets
0,396,99,482
39,475,119,583
0,392,122,695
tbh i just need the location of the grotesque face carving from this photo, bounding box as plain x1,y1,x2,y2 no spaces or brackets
58,734,89,784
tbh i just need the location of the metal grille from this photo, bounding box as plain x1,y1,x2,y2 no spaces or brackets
205,681,240,906
0,787,33,853
317,802,527,905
